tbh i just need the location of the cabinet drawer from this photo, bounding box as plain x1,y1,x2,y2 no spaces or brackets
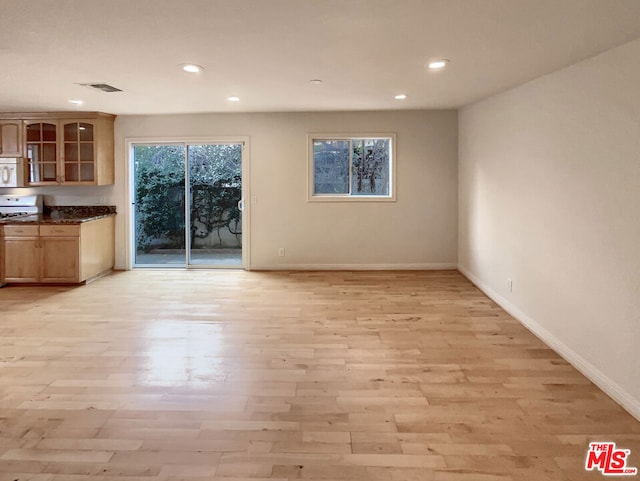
40,225,80,237
3,225,39,236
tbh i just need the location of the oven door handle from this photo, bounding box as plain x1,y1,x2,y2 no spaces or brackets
1,166,12,184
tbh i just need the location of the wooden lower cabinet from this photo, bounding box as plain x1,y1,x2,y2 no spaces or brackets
1,216,114,285
3,236,40,282
40,236,80,282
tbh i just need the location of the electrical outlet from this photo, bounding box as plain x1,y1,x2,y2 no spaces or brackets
278,248,285,257
507,278,513,292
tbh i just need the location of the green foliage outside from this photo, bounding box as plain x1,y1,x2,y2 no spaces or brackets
134,144,242,252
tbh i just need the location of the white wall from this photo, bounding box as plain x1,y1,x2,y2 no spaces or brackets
111,110,458,270
459,39,640,418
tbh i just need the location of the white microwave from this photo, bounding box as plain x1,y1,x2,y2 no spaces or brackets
0,158,25,188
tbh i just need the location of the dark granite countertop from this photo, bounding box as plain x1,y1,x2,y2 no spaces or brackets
0,206,116,225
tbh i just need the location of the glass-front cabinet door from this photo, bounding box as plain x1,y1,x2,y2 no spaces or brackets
24,119,98,185
63,121,95,183
25,121,59,184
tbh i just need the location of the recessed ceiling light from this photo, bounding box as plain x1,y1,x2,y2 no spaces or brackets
309,79,323,85
228,96,240,102
68,99,84,105
395,94,407,100
428,59,450,70
182,64,203,73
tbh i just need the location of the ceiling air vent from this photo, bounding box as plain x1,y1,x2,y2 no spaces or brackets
79,83,123,93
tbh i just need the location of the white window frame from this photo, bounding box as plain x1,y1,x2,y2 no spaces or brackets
308,133,396,202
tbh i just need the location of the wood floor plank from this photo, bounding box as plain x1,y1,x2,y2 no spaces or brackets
0,269,638,480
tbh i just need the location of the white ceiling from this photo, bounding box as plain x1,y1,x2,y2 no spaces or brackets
1,0,639,115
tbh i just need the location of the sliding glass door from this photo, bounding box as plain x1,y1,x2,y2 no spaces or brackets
186,144,242,266
132,142,245,268
133,144,186,266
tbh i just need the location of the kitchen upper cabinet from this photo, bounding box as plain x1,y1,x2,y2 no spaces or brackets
63,121,97,183
25,121,58,183
19,112,115,186
0,120,23,157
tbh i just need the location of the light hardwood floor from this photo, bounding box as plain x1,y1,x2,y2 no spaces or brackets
0,270,638,480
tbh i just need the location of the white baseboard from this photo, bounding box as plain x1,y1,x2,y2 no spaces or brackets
255,263,458,271
458,264,640,422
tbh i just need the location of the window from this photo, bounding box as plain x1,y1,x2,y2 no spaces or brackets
309,134,395,201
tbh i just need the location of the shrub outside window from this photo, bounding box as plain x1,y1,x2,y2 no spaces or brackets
309,134,395,201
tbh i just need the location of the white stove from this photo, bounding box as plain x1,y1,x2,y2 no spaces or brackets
0,195,43,219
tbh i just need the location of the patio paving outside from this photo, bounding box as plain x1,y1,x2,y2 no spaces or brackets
135,248,242,267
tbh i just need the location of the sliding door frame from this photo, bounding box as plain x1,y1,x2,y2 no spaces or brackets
125,136,251,271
